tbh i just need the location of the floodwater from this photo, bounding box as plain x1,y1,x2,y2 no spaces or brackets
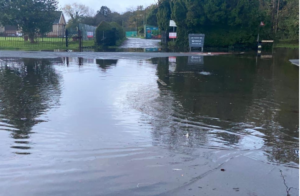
0,49,298,196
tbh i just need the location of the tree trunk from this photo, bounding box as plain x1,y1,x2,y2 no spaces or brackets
29,33,35,43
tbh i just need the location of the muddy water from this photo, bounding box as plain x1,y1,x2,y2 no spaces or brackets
0,49,298,196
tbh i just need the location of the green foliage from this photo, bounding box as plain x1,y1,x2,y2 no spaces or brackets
276,0,299,41
0,0,58,42
95,21,125,48
110,22,126,42
157,0,172,31
152,29,160,36
156,0,276,50
146,5,158,26
138,26,144,35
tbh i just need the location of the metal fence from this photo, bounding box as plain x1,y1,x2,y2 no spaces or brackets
0,23,96,51
0,29,66,50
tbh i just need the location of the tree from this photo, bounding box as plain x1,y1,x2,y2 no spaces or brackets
62,3,94,29
0,0,58,42
146,4,158,26
156,0,269,49
157,0,172,31
94,6,112,24
95,21,125,48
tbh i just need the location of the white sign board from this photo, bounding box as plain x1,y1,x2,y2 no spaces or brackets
87,32,93,38
169,32,177,39
169,20,177,27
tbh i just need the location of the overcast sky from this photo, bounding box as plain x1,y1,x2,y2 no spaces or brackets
58,0,156,14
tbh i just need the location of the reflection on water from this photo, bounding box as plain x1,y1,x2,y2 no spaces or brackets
96,59,118,71
0,58,61,154
149,54,298,165
0,49,298,195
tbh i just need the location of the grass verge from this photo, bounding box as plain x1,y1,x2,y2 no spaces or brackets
274,39,299,49
0,38,94,51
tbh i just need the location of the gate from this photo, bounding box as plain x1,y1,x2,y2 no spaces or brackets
78,23,96,51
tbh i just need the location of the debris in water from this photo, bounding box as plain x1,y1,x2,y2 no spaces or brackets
185,132,189,138
157,79,167,86
199,71,211,76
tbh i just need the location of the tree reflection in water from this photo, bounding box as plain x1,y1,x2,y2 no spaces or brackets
149,55,298,166
0,58,61,154
96,59,118,72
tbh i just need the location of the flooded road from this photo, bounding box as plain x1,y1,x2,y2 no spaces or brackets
0,49,298,196
120,38,161,49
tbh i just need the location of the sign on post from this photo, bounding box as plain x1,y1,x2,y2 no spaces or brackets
169,20,177,27
87,32,93,38
169,32,177,39
188,34,205,52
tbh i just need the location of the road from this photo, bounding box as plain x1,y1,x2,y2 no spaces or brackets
120,37,161,49
0,51,228,60
0,38,231,59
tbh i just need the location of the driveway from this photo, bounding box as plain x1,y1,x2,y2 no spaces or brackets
120,38,160,49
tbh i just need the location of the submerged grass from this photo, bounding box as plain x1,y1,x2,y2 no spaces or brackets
275,39,299,49
274,43,299,49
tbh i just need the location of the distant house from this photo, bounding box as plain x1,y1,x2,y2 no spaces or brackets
47,11,66,37
0,25,4,33
4,25,18,36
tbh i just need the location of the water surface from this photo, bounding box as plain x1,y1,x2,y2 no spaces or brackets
0,49,298,196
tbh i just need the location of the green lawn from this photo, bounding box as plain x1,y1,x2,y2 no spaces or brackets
0,37,94,51
274,43,299,49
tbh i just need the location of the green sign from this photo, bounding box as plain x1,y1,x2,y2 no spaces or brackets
126,31,137,37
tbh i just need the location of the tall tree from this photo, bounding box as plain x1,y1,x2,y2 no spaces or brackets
157,0,269,49
0,0,58,42
62,3,94,29
94,6,112,24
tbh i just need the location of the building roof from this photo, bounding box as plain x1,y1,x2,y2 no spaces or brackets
5,25,18,31
53,11,63,24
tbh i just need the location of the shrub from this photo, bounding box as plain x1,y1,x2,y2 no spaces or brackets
95,21,125,48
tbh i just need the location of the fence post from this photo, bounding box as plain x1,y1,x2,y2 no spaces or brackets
78,30,82,52
65,29,68,48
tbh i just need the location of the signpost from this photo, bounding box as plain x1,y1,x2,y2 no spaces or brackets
169,32,177,39
87,32,93,38
169,20,176,27
188,34,205,52
169,20,177,42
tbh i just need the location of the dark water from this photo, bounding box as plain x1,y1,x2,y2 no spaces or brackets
0,49,298,196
